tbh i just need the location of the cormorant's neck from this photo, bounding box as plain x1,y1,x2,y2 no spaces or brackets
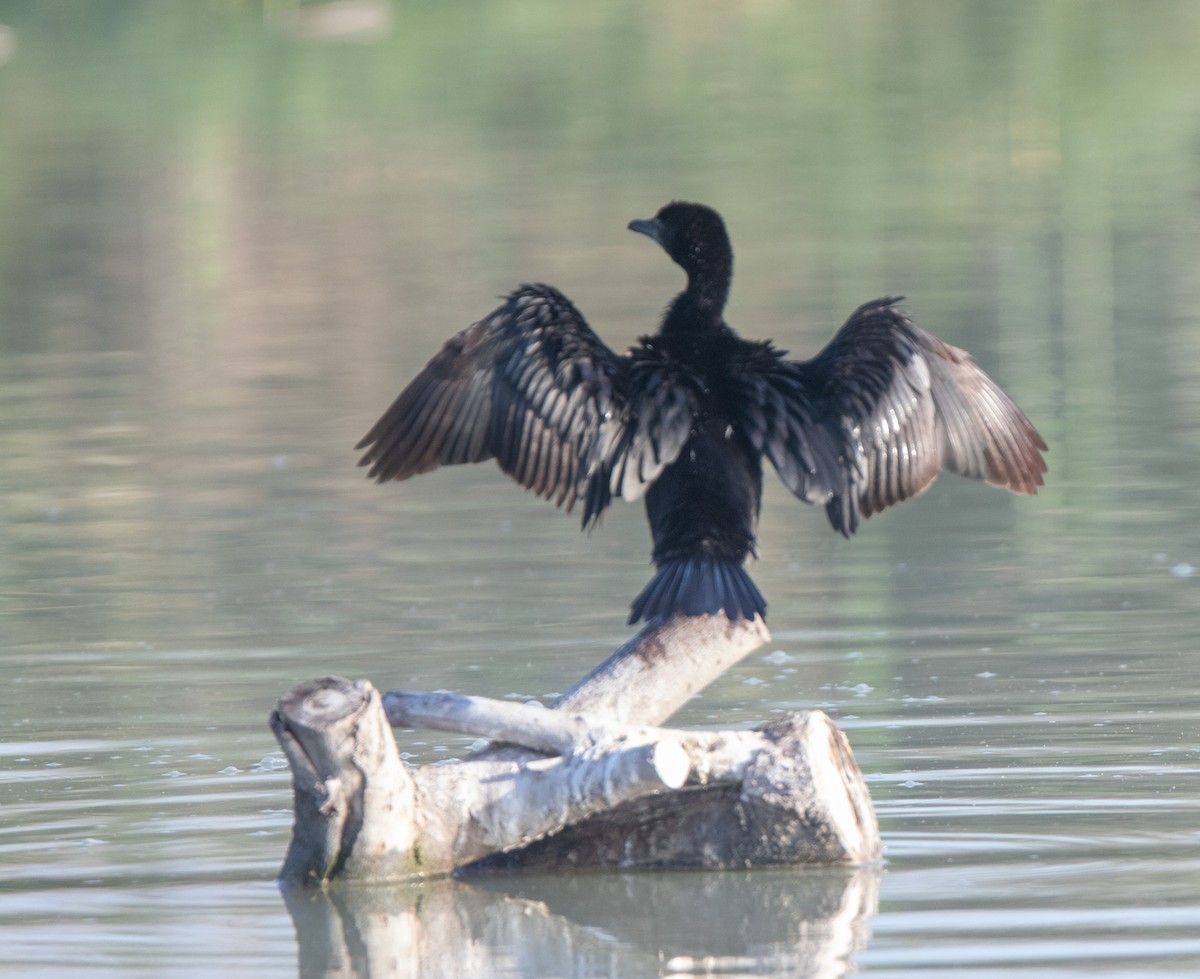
661,290,720,335
660,261,732,336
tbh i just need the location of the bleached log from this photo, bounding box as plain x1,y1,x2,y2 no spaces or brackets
383,688,768,784
463,709,878,873
273,613,880,883
406,735,694,872
383,690,599,755
270,677,415,884
276,680,706,882
554,612,771,723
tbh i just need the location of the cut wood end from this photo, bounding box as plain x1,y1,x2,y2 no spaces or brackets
277,676,372,731
812,715,881,862
749,711,882,864
651,739,690,789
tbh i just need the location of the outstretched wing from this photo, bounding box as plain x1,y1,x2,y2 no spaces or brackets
739,297,1047,535
356,284,694,527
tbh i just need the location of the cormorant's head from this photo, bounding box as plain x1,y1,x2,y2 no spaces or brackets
628,201,733,306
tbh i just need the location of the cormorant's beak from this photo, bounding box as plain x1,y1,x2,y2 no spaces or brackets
627,216,663,244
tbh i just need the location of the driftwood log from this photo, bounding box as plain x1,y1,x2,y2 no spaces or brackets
271,613,880,884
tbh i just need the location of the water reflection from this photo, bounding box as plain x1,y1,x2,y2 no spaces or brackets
285,868,878,979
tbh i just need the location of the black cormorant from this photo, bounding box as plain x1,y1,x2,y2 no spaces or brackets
357,201,1047,624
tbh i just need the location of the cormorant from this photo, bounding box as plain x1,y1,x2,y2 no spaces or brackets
357,201,1047,624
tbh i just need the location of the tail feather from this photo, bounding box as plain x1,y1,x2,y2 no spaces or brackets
628,558,766,624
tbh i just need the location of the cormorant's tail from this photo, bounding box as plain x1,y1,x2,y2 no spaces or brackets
628,558,766,624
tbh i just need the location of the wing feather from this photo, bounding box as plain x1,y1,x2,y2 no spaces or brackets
357,284,696,527
735,298,1046,536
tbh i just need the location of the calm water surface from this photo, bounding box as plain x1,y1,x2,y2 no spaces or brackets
3,3,1200,976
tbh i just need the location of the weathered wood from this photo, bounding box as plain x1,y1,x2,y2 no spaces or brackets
383,689,598,755
462,710,878,873
272,612,881,883
407,735,695,873
271,677,416,884
276,679,714,882
554,612,771,723
383,688,767,782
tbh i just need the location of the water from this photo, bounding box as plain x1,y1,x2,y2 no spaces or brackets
3,2,1200,975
